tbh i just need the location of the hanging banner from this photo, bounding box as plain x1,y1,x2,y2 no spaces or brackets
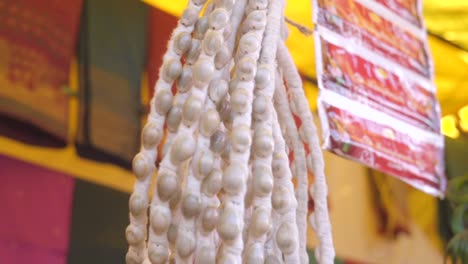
314,0,446,196
0,0,82,139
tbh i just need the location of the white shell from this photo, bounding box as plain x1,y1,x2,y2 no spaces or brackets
210,130,226,153
252,165,273,197
201,206,219,232
202,169,222,196
238,32,260,54
272,185,291,214
148,243,169,264
167,106,182,133
176,230,196,258
181,193,201,218
182,95,203,126
155,89,173,115
197,150,215,177
142,122,162,149
194,16,209,39
129,192,148,216
217,207,240,240
255,65,271,89
181,6,198,26
230,125,251,153
208,78,228,105
250,207,271,237
276,223,297,254
176,66,192,93
170,134,196,164
272,154,289,179
253,129,274,157
157,170,179,201
150,205,171,234
200,109,220,137
174,32,192,55
216,252,237,264
197,246,216,263
214,45,230,69
125,224,144,245
203,30,224,56
209,8,229,30
186,40,201,65
242,10,267,32
252,94,270,121
222,162,246,195
193,59,215,87
132,153,149,179
162,59,183,83
231,88,249,113
245,243,264,264
236,57,256,81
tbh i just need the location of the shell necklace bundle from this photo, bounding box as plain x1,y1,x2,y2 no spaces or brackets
125,0,334,263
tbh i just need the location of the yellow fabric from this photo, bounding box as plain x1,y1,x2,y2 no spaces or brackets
407,187,444,252
0,59,135,192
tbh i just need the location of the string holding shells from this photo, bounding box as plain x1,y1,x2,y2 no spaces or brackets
125,0,334,263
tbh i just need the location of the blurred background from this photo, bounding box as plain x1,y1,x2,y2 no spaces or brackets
0,0,467,263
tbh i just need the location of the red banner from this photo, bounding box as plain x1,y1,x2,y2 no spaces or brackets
0,0,82,139
314,0,445,196
316,0,429,77
374,0,421,26
318,36,439,131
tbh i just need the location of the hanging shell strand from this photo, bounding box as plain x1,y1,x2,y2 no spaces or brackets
125,0,335,263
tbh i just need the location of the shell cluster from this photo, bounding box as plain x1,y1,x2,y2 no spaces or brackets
125,0,334,263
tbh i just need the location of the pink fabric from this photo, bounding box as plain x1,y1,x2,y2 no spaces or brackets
0,155,75,264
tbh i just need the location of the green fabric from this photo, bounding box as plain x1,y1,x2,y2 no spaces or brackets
438,136,468,244
67,180,129,264
76,0,149,165
445,136,468,180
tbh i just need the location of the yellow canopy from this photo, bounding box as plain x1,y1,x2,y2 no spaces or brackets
143,0,468,136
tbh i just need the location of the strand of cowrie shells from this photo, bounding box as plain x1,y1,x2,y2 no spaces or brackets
274,69,309,264
191,1,248,262
163,6,215,261
241,3,276,264
275,19,309,262
246,0,286,261
271,104,300,263
146,0,213,263
125,1,208,263
169,0,234,262
277,40,335,264
160,1,213,259
215,0,269,262
191,3,250,259
194,0,252,261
